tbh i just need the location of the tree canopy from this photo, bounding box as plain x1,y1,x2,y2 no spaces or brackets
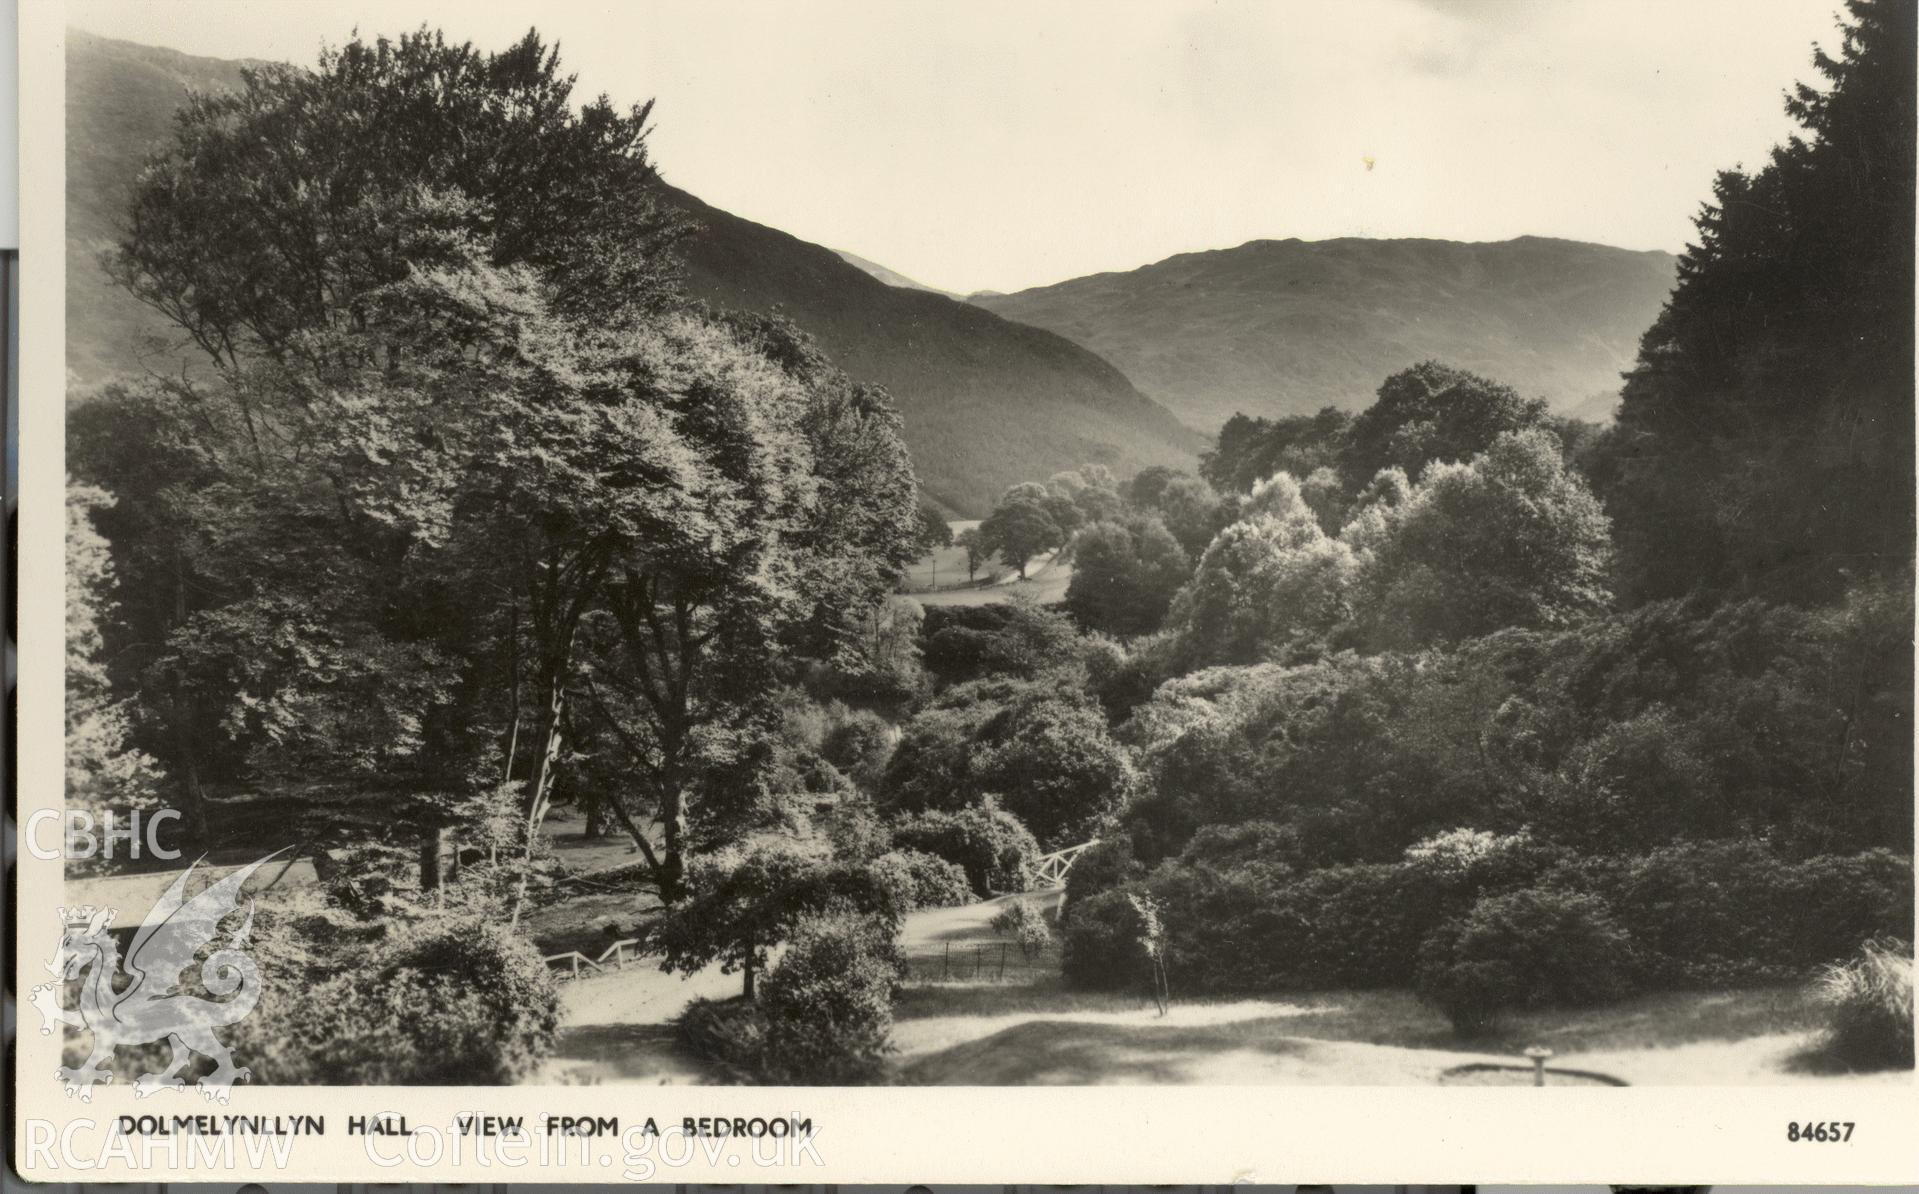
76,27,922,914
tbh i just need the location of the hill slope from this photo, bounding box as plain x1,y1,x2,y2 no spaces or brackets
66,29,255,386
973,236,1677,431
65,31,1199,516
667,189,1199,513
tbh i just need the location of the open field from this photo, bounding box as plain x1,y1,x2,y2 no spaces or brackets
913,546,1075,607
900,519,1078,606
899,520,988,591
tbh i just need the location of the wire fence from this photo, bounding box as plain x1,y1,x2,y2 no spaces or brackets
899,888,1069,986
901,937,1066,984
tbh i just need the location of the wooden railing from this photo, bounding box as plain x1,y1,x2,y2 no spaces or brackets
1031,839,1098,888
543,937,641,980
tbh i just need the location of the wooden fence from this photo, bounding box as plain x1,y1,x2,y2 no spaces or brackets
543,937,641,980
1031,838,1098,887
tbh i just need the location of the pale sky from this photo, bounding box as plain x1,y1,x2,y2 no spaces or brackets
68,0,1840,295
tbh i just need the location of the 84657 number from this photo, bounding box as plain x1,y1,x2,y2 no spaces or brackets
1786,1121,1854,1142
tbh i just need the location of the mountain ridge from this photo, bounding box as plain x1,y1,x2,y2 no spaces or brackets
973,232,1678,430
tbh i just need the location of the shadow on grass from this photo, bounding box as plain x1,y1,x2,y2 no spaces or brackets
1262,987,1832,1054
897,980,1831,1058
895,975,1165,1021
1779,1033,1918,1076
901,1016,1325,1085
550,1022,718,1083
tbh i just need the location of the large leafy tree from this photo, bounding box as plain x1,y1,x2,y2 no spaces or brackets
1135,470,1228,561
879,677,1131,848
1066,517,1191,638
647,844,907,997
108,28,688,351
1353,428,1613,649
1598,0,1915,603
83,29,692,859
977,495,1063,579
570,318,850,901
78,29,922,917
1200,407,1351,496
1165,473,1359,668
1339,362,1549,492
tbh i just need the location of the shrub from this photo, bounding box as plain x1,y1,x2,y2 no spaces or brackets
990,899,1054,958
674,996,767,1082
891,803,1040,897
648,844,910,999
822,708,895,776
1416,887,1635,1035
820,797,893,861
245,918,561,1084
1139,857,1453,994
757,910,904,1084
1815,938,1914,1070
1060,888,1154,992
882,678,1134,848
977,695,1136,848
1542,841,1913,986
1063,838,1143,911
870,848,974,910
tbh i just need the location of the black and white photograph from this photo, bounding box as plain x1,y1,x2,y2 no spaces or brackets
10,0,1918,1181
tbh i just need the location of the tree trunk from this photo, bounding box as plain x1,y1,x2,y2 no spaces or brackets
508,663,570,927
419,825,449,898
174,751,211,845
658,780,688,904
169,546,211,845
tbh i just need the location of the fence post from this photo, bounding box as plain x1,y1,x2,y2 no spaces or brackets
942,941,951,981
998,941,1008,981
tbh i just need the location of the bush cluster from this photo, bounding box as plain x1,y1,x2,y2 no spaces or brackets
989,898,1054,958
671,909,905,1085
891,804,1040,897
1059,826,1913,1037
675,996,767,1082
1414,887,1635,1034
870,848,974,910
240,918,561,1084
1060,888,1156,993
1539,842,1913,987
757,910,906,1084
1062,838,1143,911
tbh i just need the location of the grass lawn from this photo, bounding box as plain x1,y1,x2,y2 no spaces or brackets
532,883,1908,1087
899,520,1079,605
894,980,1890,1086
899,519,990,591
882,893,1903,1086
